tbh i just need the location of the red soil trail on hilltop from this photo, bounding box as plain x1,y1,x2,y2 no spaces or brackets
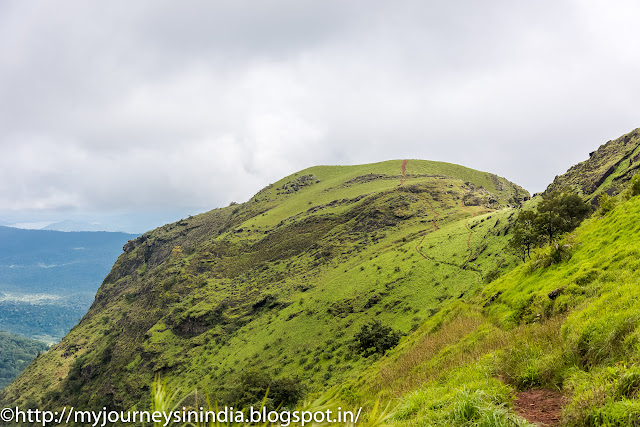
400,159,408,185
403,159,441,260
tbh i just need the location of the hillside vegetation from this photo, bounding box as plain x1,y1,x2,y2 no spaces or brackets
322,142,640,425
0,160,528,414
341,178,640,425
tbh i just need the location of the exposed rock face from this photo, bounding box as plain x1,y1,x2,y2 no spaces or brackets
279,175,319,194
545,128,640,204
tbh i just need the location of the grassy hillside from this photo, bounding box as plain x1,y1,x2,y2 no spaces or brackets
4,128,640,426
332,172,640,425
0,159,528,414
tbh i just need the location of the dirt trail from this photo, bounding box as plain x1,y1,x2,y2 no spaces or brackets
400,159,408,185
412,182,482,283
425,198,440,231
404,159,441,259
414,235,429,260
514,389,564,426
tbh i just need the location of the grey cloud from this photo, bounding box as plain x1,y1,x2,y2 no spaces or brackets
1,1,640,229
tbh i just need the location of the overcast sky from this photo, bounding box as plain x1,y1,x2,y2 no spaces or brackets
2,1,640,232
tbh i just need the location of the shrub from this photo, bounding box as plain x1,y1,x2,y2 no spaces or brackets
352,320,402,357
598,193,617,216
630,174,640,197
528,240,574,272
226,368,305,410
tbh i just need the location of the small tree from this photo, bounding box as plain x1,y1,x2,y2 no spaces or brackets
226,369,305,410
508,190,591,261
352,320,402,357
508,210,540,261
535,191,591,244
598,193,616,215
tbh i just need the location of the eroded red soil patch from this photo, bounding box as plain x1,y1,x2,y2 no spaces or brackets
514,389,564,426
400,159,408,185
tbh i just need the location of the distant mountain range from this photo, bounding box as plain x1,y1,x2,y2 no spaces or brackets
0,331,48,389
1,211,207,234
41,220,122,232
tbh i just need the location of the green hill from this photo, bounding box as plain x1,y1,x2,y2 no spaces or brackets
0,159,528,413
6,132,640,425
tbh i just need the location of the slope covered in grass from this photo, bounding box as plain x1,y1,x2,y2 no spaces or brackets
0,159,528,414
336,181,640,425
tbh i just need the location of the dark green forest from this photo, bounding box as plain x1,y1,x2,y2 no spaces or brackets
0,331,48,389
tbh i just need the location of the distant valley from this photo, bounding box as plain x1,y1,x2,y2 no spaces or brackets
0,227,137,342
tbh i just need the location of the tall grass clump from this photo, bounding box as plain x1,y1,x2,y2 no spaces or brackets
394,382,533,426
392,364,534,426
562,287,640,368
489,317,567,390
563,363,640,426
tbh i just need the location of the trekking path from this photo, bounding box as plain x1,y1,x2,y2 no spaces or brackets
414,198,440,261
414,234,432,261
400,159,439,260
455,184,475,258
514,389,564,426
425,198,440,231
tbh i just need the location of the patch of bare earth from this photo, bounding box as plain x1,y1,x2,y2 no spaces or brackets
514,389,564,426
400,159,408,185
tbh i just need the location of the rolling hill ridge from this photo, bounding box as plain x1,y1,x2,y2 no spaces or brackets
0,160,528,413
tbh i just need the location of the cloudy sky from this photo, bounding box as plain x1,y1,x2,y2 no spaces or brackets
2,1,640,232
